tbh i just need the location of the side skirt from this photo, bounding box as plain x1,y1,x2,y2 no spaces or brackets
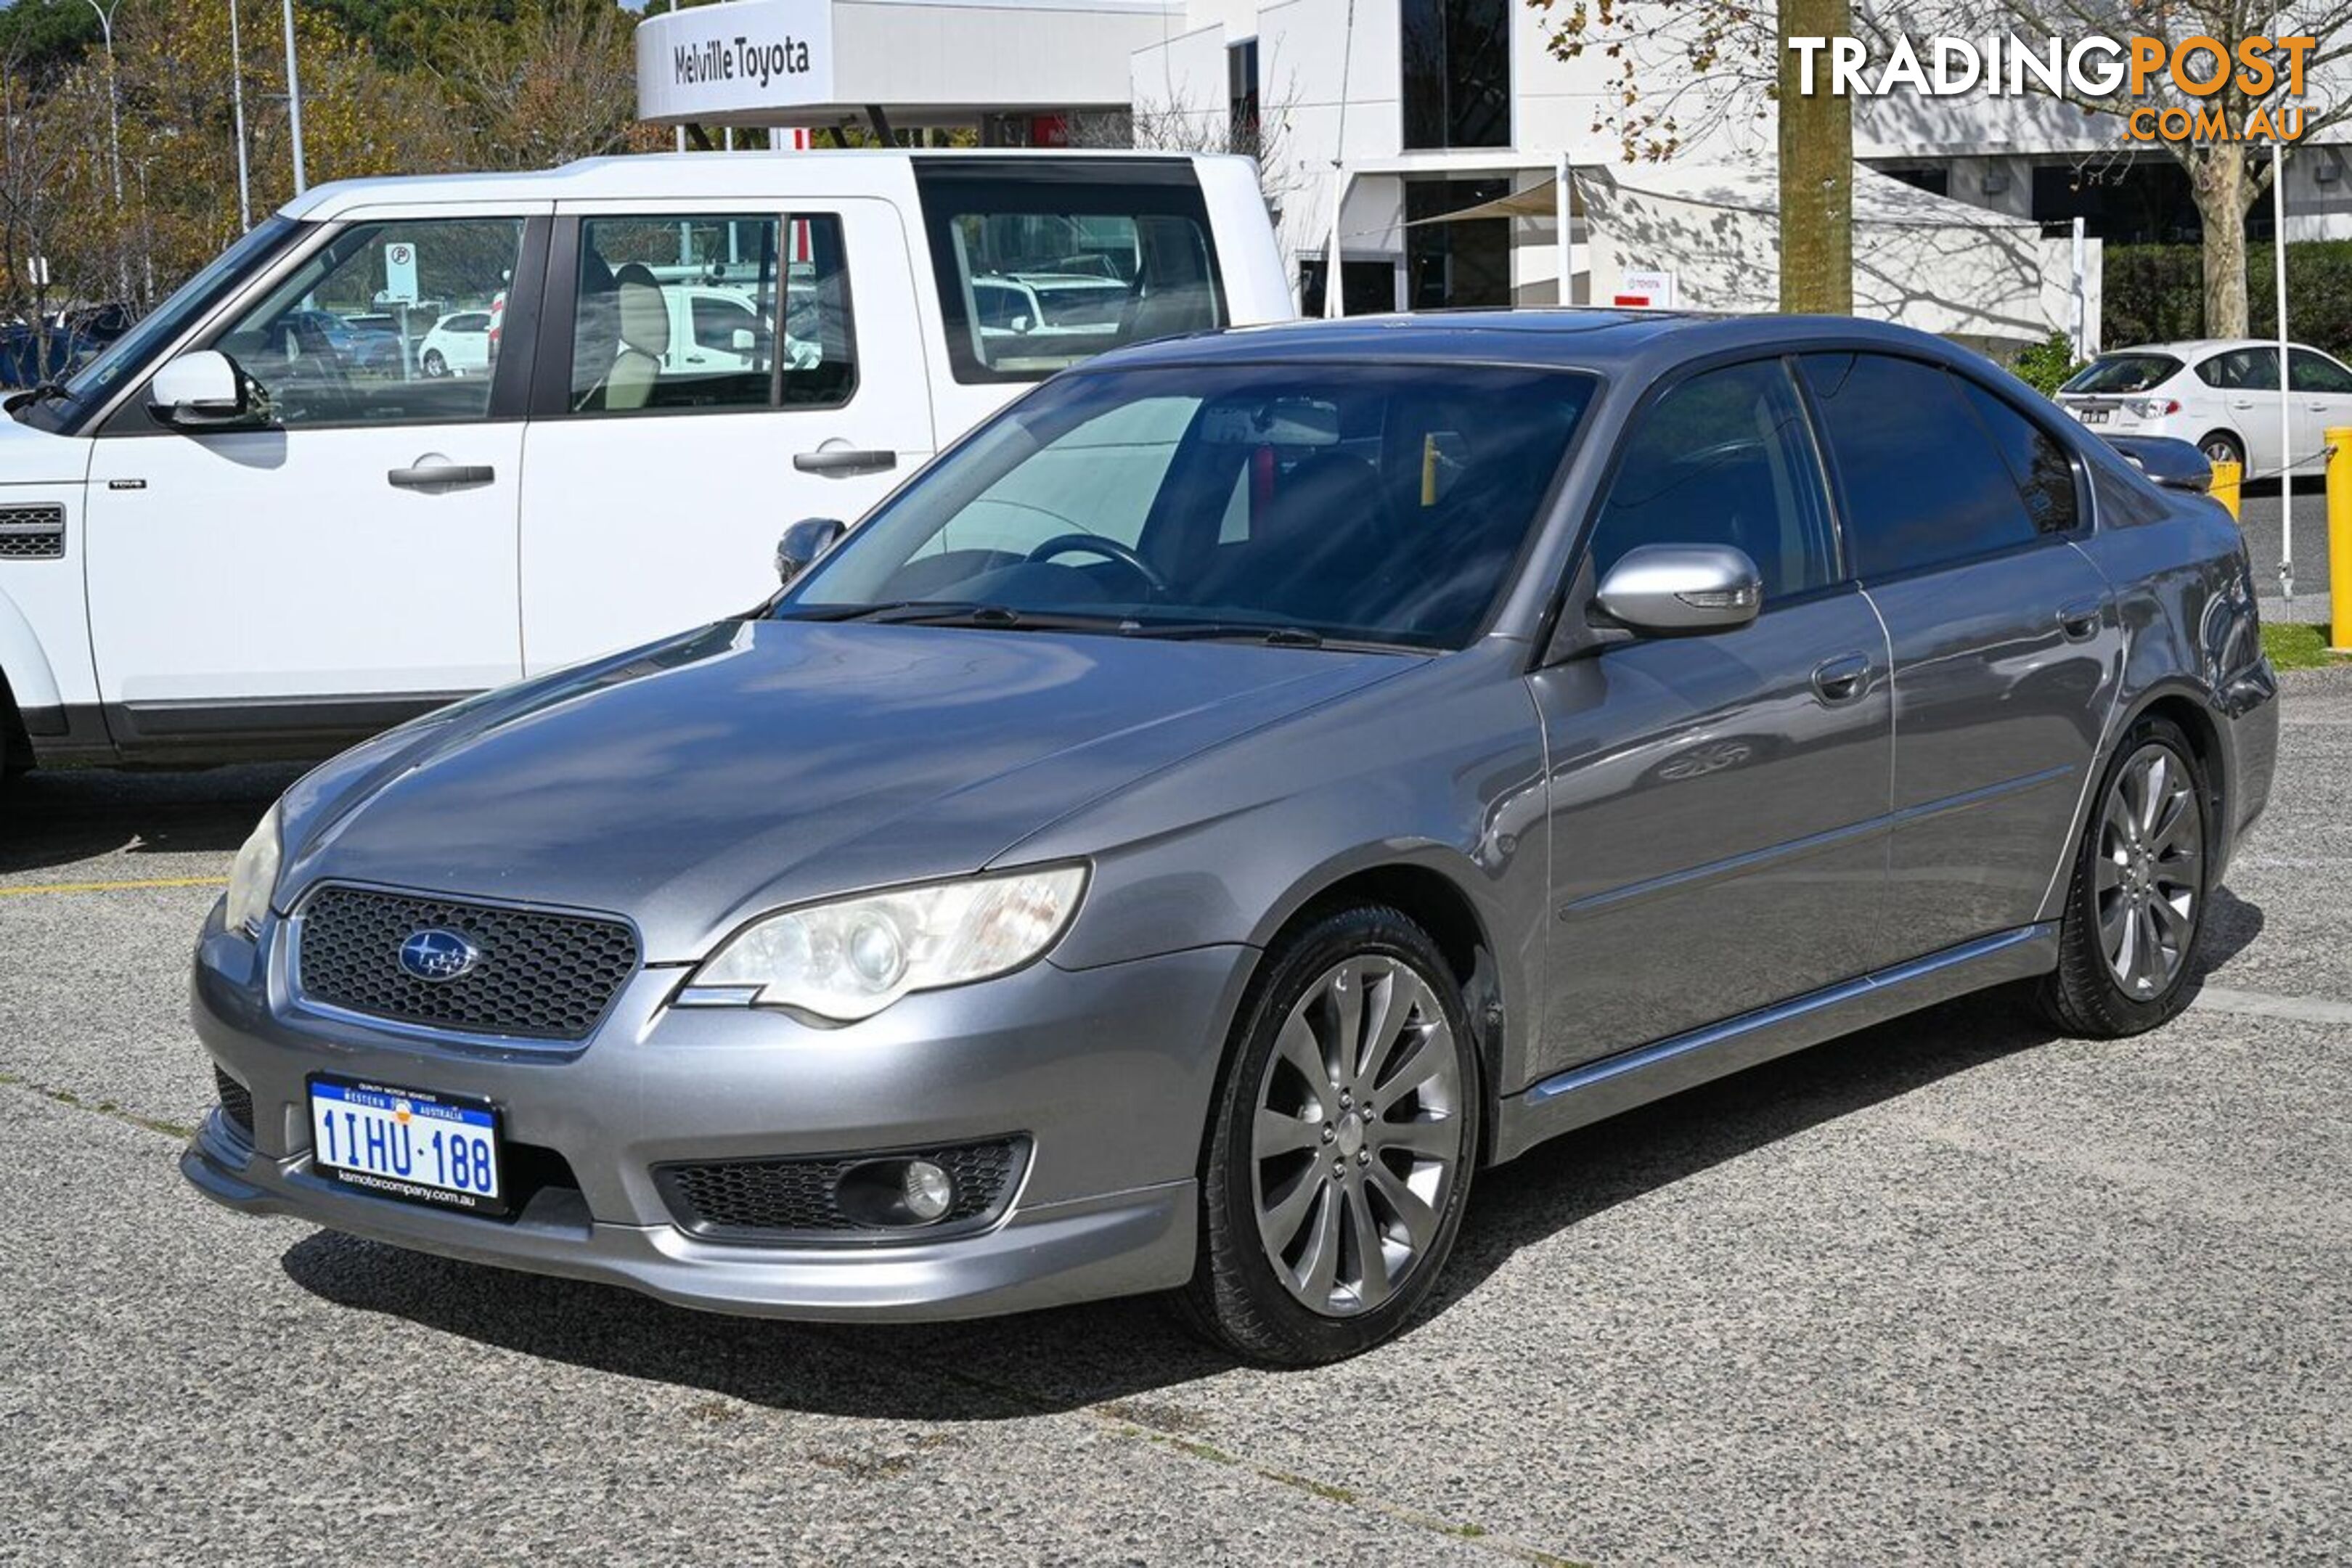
1490,924,2059,1164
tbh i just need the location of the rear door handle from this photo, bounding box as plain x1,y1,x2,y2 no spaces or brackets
793,448,897,476
389,462,494,490
1810,652,1871,705
2058,597,2103,641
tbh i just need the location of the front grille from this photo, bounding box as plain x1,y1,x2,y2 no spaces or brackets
0,504,65,560
293,886,639,1042
214,1066,254,1135
656,1138,1026,1243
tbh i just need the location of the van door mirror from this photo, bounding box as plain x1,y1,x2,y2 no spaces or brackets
731,327,757,354
775,517,846,584
1593,544,1763,634
147,350,258,430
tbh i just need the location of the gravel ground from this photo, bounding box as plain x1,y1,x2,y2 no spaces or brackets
2,674,2349,1566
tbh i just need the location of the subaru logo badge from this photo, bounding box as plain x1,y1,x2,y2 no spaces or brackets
398,928,481,984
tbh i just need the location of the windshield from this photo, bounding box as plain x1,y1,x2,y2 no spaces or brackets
17,217,299,429
780,362,1597,650
2061,354,2182,396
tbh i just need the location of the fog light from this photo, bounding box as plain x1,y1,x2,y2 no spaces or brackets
901,1159,954,1222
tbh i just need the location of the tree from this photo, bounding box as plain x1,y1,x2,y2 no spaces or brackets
1904,5,2348,339
1530,0,1857,311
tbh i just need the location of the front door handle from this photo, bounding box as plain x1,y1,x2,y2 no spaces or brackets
793,447,897,477
389,461,494,490
2058,597,2103,642
1810,652,1871,706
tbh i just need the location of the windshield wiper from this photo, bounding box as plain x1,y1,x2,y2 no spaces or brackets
22,380,74,405
777,601,1130,632
1116,621,1329,648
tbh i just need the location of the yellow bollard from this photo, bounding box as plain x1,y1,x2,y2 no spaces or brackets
2210,460,2243,520
2331,428,2352,651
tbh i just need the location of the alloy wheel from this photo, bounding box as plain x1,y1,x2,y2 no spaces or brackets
2095,741,2203,1000
1249,955,1464,1317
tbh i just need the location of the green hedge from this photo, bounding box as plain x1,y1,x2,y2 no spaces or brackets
2104,240,2352,357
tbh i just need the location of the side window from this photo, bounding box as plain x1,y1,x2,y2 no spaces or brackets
209,218,524,427
915,165,1226,385
1801,353,2038,579
2289,348,2352,394
2214,347,2279,391
568,213,854,415
1586,359,1837,603
1956,380,2080,536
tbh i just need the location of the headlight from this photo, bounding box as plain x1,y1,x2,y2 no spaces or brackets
224,803,284,936
690,865,1087,1023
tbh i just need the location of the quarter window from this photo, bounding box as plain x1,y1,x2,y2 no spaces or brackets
208,218,524,427
566,213,854,416
1586,359,1837,603
1801,353,2041,579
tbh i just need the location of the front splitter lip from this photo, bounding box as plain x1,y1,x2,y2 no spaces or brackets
181,1111,1198,1323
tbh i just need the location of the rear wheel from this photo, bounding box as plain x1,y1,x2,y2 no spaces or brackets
1180,905,1480,1365
422,348,449,377
2035,717,2208,1037
2198,431,2245,473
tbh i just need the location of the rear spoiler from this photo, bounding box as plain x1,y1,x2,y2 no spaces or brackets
2100,433,2212,494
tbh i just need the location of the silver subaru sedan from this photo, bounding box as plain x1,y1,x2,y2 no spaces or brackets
185,312,2277,1365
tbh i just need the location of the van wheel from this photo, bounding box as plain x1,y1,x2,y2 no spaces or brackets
2035,716,2208,1037
2198,432,2245,473
1,687,29,791
1178,905,1480,1365
422,349,448,377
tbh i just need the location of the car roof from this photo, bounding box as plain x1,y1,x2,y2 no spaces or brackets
1085,309,1990,383
2099,339,2319,358
277,149,1238,223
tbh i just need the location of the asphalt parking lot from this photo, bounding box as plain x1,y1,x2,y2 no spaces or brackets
4,673,2350,1567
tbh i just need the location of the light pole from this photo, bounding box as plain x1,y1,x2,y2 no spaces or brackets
229,0,252,228
280,0,306,194
82,0,128,301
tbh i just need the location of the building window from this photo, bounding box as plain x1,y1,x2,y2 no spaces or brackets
1405,180,1511,309
1876,166,1950,197
1228,38,1260,156
1401,0,1510,149
1299,256,1400,316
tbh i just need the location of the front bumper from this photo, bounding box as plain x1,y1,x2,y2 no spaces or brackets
184,910,1251,1321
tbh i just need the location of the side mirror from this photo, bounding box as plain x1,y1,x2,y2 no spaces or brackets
1593,544,1763,634
775,517,846,584
147,350,257,429
731,327,757,353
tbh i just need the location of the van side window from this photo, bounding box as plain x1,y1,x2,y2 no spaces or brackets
1585,359,1837,603
913,163,1226,385
567,213,855,416
207,218,524,428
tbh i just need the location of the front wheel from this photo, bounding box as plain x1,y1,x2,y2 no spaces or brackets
2034,717,2208,1037
1180,905,1480,1365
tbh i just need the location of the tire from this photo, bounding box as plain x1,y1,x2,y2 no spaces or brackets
1178,904,1482,1365
2033,716,2210,1037
2198,431,2245,473
422,348,448,378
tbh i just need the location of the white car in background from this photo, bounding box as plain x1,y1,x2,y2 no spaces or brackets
2054,338,2352,479
418,310,494,377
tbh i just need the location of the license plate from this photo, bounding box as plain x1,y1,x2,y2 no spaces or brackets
2075,407,2110,425
308,1075,505,1215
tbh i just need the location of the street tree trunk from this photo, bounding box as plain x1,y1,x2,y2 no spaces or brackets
2191,142,2252,340
1778,0,1853,314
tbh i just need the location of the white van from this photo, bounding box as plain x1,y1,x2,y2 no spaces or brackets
0,151,1290,776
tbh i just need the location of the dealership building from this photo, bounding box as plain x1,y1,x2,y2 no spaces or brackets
635,0,2352,344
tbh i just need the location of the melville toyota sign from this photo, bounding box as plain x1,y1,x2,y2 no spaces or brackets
636,0,838,121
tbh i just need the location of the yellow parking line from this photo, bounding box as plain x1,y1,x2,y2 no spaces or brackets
0,875,229,897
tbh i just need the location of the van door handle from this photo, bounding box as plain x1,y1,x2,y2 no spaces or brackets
793,448,896,476
2057,598,2103,641
389,462,494,490
1810,653,1871,705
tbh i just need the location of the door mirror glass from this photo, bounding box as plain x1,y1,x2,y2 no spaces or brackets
147,350,258,428
1593,543,1763,634
776,517,846,584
